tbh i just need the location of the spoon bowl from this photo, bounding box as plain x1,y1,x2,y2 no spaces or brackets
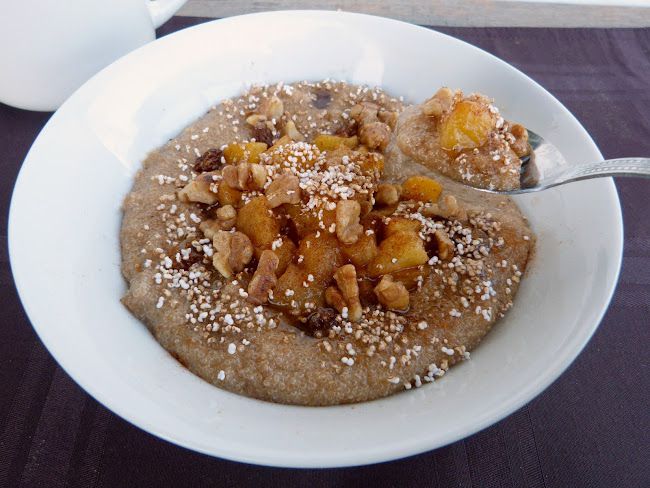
482,129,650,194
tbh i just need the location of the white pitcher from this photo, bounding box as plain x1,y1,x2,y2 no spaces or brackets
0,0,186,111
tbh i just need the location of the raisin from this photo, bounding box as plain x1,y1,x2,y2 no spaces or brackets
313,88,332,109
251,123,274,146
178,248,204,270
194,148,224,173
200,203,217,221
303,308,337,337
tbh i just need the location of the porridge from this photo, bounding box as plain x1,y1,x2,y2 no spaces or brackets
121,81,533,405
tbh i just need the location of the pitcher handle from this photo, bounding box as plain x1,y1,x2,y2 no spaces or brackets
146,0,187,29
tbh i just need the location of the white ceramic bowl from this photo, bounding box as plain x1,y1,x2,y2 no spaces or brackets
9,11,622,467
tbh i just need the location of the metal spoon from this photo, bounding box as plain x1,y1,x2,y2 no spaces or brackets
482,130,650,194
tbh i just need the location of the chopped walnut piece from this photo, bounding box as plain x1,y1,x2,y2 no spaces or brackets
212,231,233,278
375,183,401,206
374,275,409,311
378,109,398,130
443,194,467,220
434,229,455,261
325,286,347,314
222,165,238,188
212,230,253,278
177,172,219,205
244,163,267,190
260,95,284,120
284,120,304,141
350,102,379,124
222,162,267,191
247,250,279,304
265,173,301,208
421,87,455,117
246,114,267,126
199,220,222,240
509,123,530,157
216,204,237,229
336,200,363,245
230,232,254,271
350,102,391,151
359,121,391,151
441,194,460,216
199,205,237,238
422,194,467,221
510,123,527,140
333,264,362,321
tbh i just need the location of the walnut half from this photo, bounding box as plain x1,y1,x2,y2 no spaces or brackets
212,230,253,279
422,194,467,221
374,275,409,311
333,264,362,321
359,122,391,151
260,95,284,120
375,183,401,207
247,250,279,304
265,173,301,208
434,230,455,261
215,205,237,229
222,162,267,191
336,200,363,245
350,102,392,151
325,286,347,314
178,172,219,205
199,220,222,240
283,120,304,141
421,87,455,117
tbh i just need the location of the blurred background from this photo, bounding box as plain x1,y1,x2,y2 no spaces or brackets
177,0,650,27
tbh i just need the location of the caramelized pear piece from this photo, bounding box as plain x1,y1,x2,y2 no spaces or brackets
368,231,428,277
401,176,443,203
439,100,494,151
314,134,359,152
236,196,280,250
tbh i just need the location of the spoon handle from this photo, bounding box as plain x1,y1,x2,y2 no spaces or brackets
555,157,650,183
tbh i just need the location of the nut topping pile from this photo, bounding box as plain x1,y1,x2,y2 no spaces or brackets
174,93,468,327
170,90,521,335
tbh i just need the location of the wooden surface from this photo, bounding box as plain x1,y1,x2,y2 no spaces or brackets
177,0,650,27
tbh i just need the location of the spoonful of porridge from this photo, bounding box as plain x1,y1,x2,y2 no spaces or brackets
395,87,650,194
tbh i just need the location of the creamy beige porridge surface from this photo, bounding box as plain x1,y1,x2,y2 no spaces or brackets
120,81,533,406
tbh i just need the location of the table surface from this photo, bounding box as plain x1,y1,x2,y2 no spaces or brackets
1,16,649,488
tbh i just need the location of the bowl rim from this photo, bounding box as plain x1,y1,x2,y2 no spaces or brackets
8,10,624,467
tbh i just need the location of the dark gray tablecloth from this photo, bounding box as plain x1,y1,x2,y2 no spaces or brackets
1,16,648,488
